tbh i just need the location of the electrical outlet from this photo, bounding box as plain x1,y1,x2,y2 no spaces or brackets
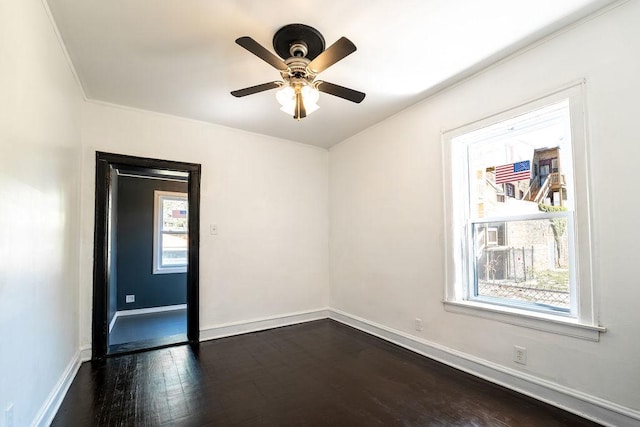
125,295,135,303
210,224,218,235
414,318,423,332
514,346,527,365
5,403,14,427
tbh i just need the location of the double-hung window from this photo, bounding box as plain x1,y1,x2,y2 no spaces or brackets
443,83,604,340
153,190,188,274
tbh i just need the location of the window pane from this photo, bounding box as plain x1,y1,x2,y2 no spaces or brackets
161,233,188,267
463,101,574,220
162,198,188,232
472,219,570,310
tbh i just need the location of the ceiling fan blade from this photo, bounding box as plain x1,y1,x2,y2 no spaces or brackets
307,37,356,74
316,81,366,103
236,37,288,71
231,81,282,97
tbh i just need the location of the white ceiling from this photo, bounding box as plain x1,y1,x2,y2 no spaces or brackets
47,0,614,149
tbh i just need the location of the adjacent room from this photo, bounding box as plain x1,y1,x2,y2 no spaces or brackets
106,166,190,355
1,0,639,426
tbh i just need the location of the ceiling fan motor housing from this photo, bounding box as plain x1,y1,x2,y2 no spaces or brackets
273,24,326,61
289,42,308,58
283,57,313,80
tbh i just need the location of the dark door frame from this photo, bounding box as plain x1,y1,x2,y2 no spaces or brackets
92,151,201,360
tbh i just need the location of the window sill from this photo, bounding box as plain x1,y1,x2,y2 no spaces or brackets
153,267,187,275
443,300,606,341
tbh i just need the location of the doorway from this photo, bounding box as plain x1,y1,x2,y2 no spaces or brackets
92,152,201,360
539,158,553,186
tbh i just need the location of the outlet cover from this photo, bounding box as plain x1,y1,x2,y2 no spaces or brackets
125,295,135,303
514,345,527,365
414,318,423,332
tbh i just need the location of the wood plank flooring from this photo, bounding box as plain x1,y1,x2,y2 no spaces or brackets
53,319,601,426
109,309,187,355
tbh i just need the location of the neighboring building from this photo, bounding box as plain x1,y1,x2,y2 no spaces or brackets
525,147,567,206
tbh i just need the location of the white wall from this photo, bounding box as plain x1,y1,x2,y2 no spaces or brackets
0,0,83,426
330,0,640,419
78,102,329,349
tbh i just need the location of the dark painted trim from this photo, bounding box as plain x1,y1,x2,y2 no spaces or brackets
92,155,110,359
92,152,201,360
186,166,201,342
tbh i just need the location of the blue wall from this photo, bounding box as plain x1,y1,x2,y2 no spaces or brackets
116,175,187,311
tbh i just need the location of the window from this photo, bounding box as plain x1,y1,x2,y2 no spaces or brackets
153,190,188,274
505,183,515,198
486,227,498,246
443,83,603,339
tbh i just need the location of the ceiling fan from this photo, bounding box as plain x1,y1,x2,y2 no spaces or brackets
231,24,366,120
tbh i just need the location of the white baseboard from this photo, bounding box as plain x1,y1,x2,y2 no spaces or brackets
108,303,188,333
31,350,82,427
117,303,187,317
328,308,640,427
108,312,117,333
80,344,92,362
200,308,329,341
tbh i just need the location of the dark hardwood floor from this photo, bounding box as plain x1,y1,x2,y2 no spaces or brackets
109,309,187,355
53,319,601,426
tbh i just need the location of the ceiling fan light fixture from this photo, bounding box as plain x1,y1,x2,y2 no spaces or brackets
301,84,320,106
276,84,319,118
276,85,294,107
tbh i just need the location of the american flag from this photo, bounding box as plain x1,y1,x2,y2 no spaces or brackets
172,209,187,218
495,160,531,184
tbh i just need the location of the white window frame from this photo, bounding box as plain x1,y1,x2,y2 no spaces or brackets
153,190,188,274
442,82,604,341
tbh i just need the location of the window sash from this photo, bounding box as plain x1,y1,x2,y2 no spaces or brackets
464,213,576,316
468,211,570,224
153,190,188,274
159,232,188,266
